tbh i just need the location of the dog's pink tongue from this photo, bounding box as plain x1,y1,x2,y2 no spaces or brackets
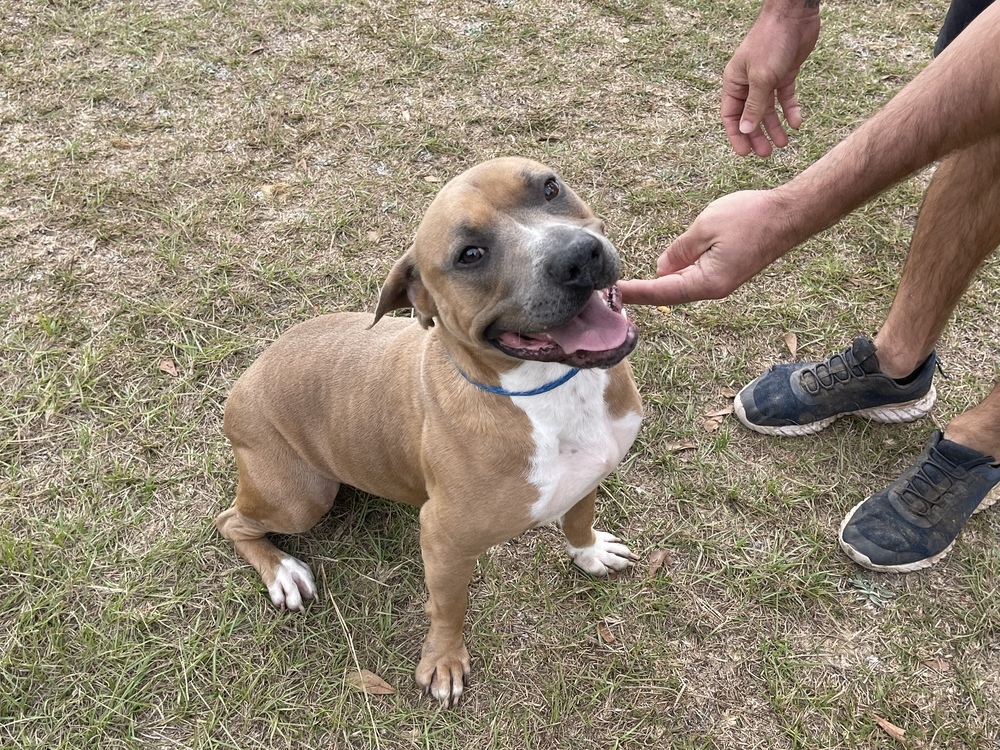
546,292,631,354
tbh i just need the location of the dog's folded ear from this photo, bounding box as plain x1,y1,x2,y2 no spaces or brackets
371,248,438,329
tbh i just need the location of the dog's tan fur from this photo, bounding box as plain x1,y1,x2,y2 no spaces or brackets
216,158,642,705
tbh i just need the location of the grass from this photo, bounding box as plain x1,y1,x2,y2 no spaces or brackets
3,0,1000,747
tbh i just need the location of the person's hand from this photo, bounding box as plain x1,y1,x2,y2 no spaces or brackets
723,5,821,157
618,190,798,306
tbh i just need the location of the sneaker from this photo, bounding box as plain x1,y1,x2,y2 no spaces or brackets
734,337,937,436
839,431,1000,572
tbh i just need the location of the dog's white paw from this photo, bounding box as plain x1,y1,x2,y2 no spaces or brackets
266,556,317,611
567,530,638,576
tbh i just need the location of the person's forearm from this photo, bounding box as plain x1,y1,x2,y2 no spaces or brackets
774,1,1000,245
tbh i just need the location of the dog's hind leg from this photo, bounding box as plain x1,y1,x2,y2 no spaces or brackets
560,489,637,576
215,448,339,611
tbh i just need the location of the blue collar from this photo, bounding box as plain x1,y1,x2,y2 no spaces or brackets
447,353,581,397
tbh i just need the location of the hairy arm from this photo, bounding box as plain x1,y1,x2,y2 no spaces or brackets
775,4,1000,243
621,3,1000,305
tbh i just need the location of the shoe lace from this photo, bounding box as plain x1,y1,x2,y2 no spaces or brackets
935,358,950,380
896,455,958,518
799,352,862,395
897,450,993,518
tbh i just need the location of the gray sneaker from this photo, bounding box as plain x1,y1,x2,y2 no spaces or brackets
734,337,937,437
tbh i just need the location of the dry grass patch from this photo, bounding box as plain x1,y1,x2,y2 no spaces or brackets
3,0,1000,748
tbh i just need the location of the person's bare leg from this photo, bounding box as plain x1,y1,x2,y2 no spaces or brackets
875,134,1000,377
874,134,1000,458
943,383,1000,459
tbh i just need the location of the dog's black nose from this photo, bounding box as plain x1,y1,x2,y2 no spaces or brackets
545,232,618,289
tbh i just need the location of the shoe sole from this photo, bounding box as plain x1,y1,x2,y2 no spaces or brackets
734,384,937,437
837,480,1000,573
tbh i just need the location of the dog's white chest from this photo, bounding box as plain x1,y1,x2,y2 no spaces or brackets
500,363,641,526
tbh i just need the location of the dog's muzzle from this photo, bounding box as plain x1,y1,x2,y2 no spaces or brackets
487,284,639,369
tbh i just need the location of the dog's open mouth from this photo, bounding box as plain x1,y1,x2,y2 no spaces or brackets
489,285,639,368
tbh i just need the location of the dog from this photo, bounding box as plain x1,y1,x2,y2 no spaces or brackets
215,157,643,706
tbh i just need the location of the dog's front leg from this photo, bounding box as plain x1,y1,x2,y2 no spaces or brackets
415,501,478,707
561,489,638,576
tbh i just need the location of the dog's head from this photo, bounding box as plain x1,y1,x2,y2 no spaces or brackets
372,157,638,369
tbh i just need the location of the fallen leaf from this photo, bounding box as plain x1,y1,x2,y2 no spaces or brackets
783,331,798,359
923,657,951,673
656,306,671,314
702,417,723,433
366,230,381,242
423,175,442,183
110,137,133,150
703,405,735,419
873,714,905,743
720,386,738,399
158,359,179,377
259,182,290,200
346,669,397,695
647,549,674,577
597,621,616,644
665,440,696,453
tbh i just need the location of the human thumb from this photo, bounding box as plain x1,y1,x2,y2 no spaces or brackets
738,85,772,134
657,228,705,276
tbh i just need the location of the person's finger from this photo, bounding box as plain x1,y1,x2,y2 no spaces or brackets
738,78,777,138
776,82,802,130
618,273,696,307
722,87,754,157
745,124,775,157
723,112,754,156
618,224,716,305
760,105,789,149
656,228,709,276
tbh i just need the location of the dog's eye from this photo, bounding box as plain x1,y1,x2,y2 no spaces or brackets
544,178,560,201
457,246,487,265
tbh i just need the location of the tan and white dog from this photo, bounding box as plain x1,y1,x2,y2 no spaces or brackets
215,157,643,706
